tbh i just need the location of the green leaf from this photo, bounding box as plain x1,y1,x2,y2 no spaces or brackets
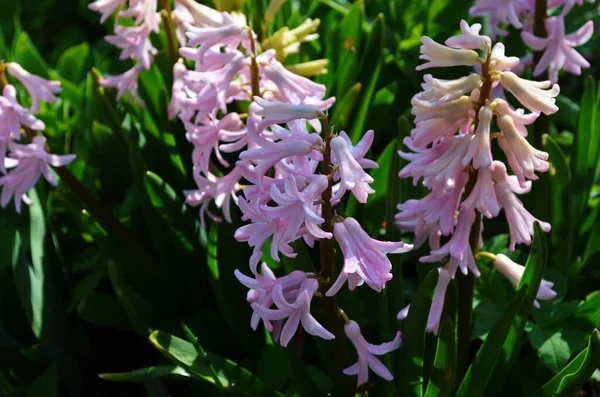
469,223,549,396
333,0,363,97
424,317,457,397
56,42,90,83
543,134,572,272
528,325,587,373
27,365,58,397
455,288,527,397
149,331,280,396
349,13,384,143
537,329,600,397
99,366,192,382
330,82,362,131
396,268,439,397
76,292,131,329
107,261,159,337
181,323,224,391
14,32,49,78
571,77,600,235
143,171,204,251
207,222,261,352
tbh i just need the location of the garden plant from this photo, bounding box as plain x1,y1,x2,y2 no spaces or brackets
1,0,600,396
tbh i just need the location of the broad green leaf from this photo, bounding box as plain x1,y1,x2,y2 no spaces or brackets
396,268,439,397
76,292,131,329
424,317,457,397
149,331,280,396
455,288,527,397
14,32,49,78
528,325,587,373
536,329,600,397
99,366,192,382
56,42,90,83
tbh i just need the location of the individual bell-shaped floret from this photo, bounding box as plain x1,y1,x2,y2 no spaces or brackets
326,217,412,296
500,71,559,115
416,37,480,71
493,253,557,308
343,320,402,386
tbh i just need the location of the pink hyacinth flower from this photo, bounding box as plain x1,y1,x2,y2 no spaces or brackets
343,320,402,386
461,167,501,219
239,139,314,185
184,165,241,227
0,84,45,137
88,0,127,23
497,114,549,186
416,37,480,71
397,268,452,335
521,15,593,82
235,264,309,331
253,96,322,134
493,254,557,308
251,278,334,346
489,43,520,72
105,24,157,69
330,136,375,203
334,130,378,170
326,217,413,296
492,162,551,250
421,209,481,278
396,172,468,236
99,63,145,104
493,98,538,137
500,72,559,115
6,63,62,114
446,20,492,51
261,174,332,241
0,136,75,213
185,12,248,64
467,105,493,170
413,74,481,106
469,0,530,31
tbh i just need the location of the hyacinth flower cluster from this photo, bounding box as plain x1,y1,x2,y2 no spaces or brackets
469,0,594,82
89,0,327,228
234,97,413,387
395,21,559,332
88,0,162,103
0,63,75,212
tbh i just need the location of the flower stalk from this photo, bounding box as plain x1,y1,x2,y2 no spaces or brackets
158,0,180,66
318,112,353,397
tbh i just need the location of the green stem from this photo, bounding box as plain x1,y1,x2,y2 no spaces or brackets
319,115,353,397
159,0,180,66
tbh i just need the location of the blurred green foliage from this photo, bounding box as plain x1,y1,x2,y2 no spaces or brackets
1,0,600,396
